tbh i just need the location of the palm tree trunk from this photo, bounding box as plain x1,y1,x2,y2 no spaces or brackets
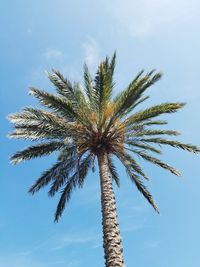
97,151,125,267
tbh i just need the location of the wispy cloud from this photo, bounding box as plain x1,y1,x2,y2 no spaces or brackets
51,233,100,251
82,37,100,68
44,48,64,61
32,228,101,252
110,0,200,37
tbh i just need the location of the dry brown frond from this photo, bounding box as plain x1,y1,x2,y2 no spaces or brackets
90,112,98,123
104,103,115,119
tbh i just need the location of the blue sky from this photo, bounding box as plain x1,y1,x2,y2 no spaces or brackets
1,1,200,266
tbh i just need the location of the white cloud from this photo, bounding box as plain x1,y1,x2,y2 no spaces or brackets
32,229,101,252
82,37,100,68
51,232,100,251
44,48,64,61
110,0,200,37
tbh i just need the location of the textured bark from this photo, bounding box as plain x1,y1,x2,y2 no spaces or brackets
98,152,125,267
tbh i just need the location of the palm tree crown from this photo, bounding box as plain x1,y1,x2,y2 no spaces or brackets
8,53,199,222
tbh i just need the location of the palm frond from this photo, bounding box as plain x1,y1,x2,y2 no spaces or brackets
54,153,93,221
57,145,77,161
83,63,98,110
115,150,149,180
133,150,181,176
48,70,93,122
48,158,77,197
103,71,162,137
10,142,65,164
94,53,116,114
8,108,70,140
29,87,77,120
139,138,200,154
126,120,168,133
113,70,162,118
116,151,159,212
28,159,70,194
127,129,180,138
72,82,95,127
122,95,150,118
124,102,185,126
130,173,159,213
77,153,94,186
143,120,168,126
107,155,120,187
9,105,94,141
8,107,68,126
47,70,73,97
54,177,75,222
126,141,162,154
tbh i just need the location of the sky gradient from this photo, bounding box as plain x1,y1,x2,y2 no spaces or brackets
1,1,200,266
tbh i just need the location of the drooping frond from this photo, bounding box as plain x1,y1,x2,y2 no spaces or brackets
116,151,159,213
115,150,149,180
10,142,65,164
48,159,77,197
132,150,181,176
130,173,159,213
57,145,77,161
107,154,120,187
54,177,75,222
54,153,94,221
28,159,70,194
139,138,200,154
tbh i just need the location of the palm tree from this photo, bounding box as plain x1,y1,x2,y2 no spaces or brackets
8,53,199,267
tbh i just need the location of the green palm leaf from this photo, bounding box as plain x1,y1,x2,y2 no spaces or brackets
132,150,181,176
124,102,185,126
47,69,76,101
114,71,162,119
10,142,65,164
139,138,200,153
116,151,159,212
28,159,70,194
127,129,180,137
54,153,93,221
126,141,161,154
107,155,120,187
